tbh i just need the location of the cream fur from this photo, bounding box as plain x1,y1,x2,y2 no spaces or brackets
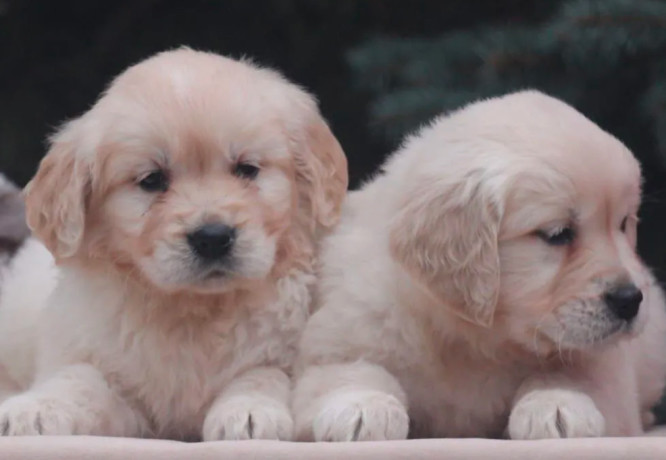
292,90,666,441
0,48,347,440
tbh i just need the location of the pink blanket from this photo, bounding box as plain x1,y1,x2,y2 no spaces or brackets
2,428,665,460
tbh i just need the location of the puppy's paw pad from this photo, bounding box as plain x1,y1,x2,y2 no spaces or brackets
203,397,293,441
508,389,605,439
0,395,74,436
313,391,409,442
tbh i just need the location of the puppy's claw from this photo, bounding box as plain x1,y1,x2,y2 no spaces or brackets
554,408,565,437
247,413,254,439
34,414,42,435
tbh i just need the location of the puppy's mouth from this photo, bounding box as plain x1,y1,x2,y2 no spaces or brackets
200,267,232,280
139,236,275,294
168,266,237,294
575,319,631,349
538,320,628,355
542,298,636,351
591,320,628,345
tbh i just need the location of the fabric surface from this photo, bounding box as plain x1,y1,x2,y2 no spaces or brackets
1,429,665,460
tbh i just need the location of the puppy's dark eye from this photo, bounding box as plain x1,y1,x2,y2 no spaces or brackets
233,162,259,180
139,170,169,192
537,226,575,246
620,216,628,233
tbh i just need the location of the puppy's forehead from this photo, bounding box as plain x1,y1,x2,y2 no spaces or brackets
448,92,643,230
534,121,640,210
478,92,642,203
108,49,304,123
97,51,300,168
510,136,641,225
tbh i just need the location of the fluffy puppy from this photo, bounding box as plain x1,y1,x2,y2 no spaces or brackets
292,90,666,441
0,48,347,440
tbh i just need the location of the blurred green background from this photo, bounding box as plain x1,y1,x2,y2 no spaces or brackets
2,0,666,420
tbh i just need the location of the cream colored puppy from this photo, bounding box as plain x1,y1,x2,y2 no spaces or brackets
292,90,666,441
0,48,347,440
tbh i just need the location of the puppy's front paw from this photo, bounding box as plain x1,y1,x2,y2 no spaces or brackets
313,390,409,442
0,394,74,436
203,396,293,441
508,389,605,439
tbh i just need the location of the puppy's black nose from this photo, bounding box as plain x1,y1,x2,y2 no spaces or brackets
187,223,236,262
604,283,642,321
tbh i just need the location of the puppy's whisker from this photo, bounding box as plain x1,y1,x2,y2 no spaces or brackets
532,315,549,360
556,329,567,365
531,326,540,358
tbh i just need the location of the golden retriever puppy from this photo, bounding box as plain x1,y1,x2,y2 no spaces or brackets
0,48,347,440
292,90,666,441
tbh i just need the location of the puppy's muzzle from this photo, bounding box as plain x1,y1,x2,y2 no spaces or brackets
603,283,642,322
186,223,236,263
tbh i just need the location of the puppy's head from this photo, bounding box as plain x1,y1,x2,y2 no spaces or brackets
390,90,648,353
25,48,347,294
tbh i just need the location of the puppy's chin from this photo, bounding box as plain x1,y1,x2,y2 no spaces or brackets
136,262,274,295
136,251,277,296
172,272,248,295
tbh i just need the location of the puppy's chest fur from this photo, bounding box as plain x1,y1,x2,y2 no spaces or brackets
40,268,312,439
364,300,533,438
373,284,535,438
400,348,531,438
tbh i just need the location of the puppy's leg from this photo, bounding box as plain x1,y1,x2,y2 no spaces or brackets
508,371,632,439
292,361,409,442
202,366,293,441
509,348,644,440
0,364,146,436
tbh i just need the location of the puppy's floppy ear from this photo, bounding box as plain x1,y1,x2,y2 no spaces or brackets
292,112,348,230
389,169,504,327
25,121,91,260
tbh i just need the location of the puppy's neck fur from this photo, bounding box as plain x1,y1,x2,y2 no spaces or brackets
64,227,314,327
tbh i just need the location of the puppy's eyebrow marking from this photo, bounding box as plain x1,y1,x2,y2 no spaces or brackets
156,149,170,169
228,142,240,160
567,208,579,226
